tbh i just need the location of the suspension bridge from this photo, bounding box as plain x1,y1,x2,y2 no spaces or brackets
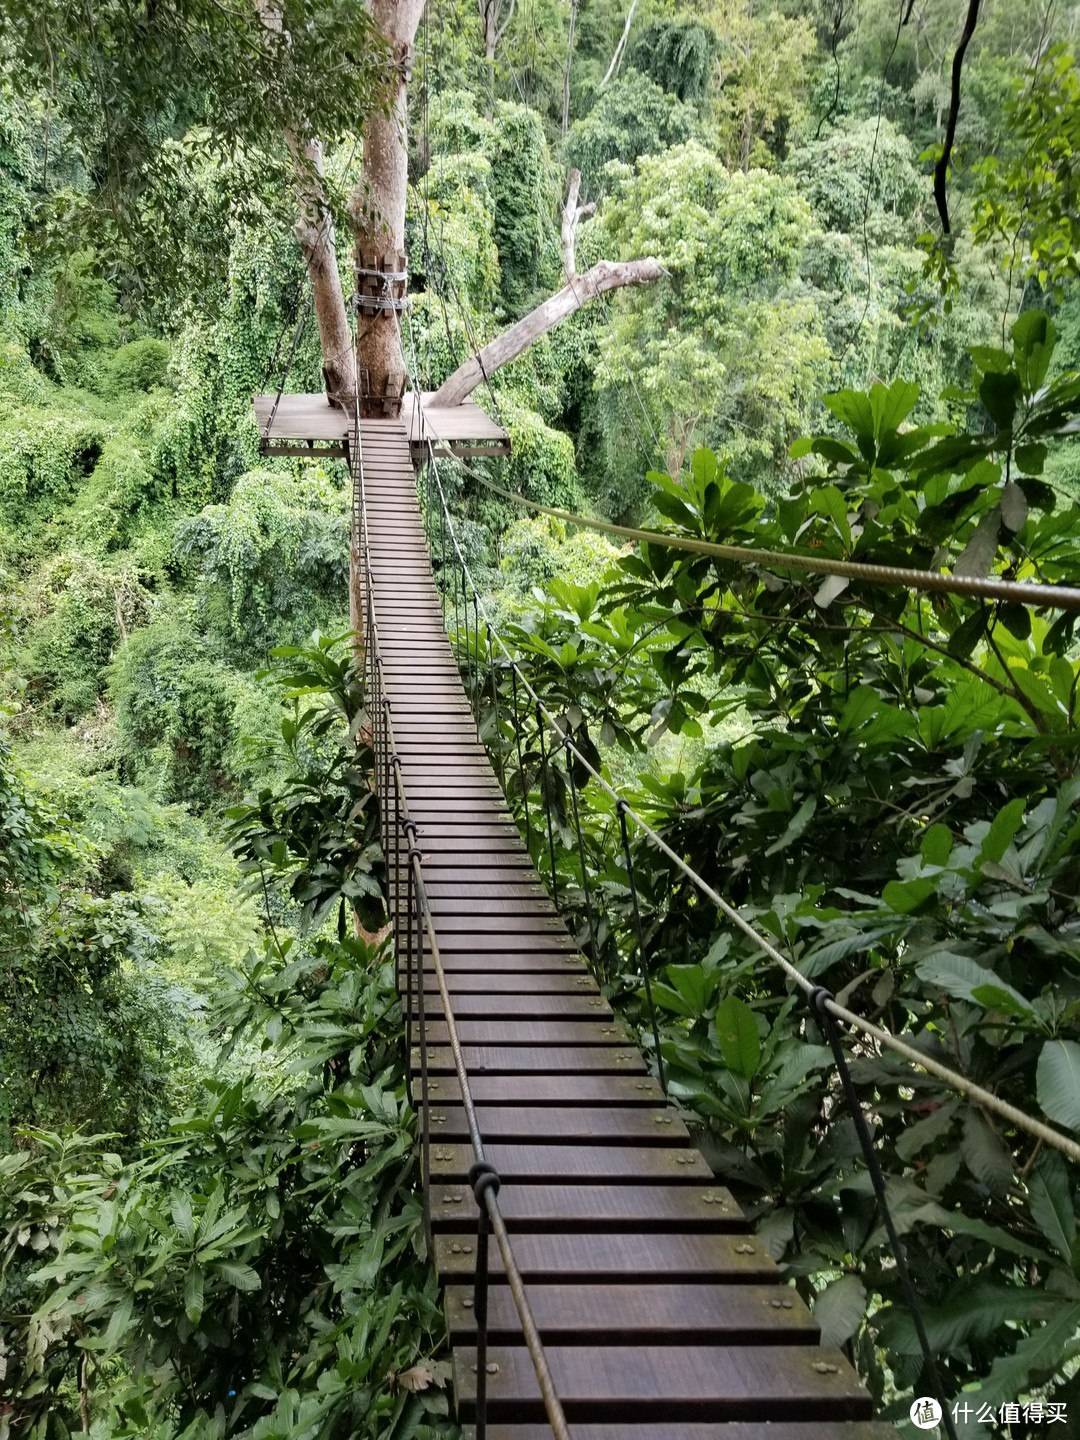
257,390,901,1437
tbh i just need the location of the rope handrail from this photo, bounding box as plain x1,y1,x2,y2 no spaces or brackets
452,464,1080,615
351,407,572,1440
422,437,1080,1168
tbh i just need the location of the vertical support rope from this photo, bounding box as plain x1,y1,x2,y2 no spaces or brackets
536,703,560,910
472,594,481,739
510,667,531,846
488,627,506,788
617,801,666,1093
810,986,958,1440
410,826,431,1240
563,735,599,977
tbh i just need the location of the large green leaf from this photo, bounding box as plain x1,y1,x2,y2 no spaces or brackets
980,369,1021,429
1012,311,1057,395
184,1265,205,1325
870,377,920,436
1028,1151,1076,1262
215,1260,263,1292
961,1112,1014,1195
965,1302,1080,1410
813,1274,867,1347
981,797,1027,865
915,952,1033,1020
715,996,761,1079
1038,1041,1080,1132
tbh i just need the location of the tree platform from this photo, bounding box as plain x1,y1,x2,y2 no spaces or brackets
254,392,510,461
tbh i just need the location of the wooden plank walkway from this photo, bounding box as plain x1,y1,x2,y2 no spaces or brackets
359,415,891,1437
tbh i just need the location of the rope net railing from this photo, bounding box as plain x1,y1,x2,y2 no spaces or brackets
349,401,572,1440
412,431,1080,1167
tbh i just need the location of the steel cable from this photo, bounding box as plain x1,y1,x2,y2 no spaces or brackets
450,463,1080,615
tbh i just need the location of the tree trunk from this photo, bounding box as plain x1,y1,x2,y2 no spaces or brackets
431,257,662,407
256,0,355,407
291,138,357,407
349,0,426,416
482,0,497,61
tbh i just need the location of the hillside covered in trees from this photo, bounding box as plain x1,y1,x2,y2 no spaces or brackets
3,0,1080,1436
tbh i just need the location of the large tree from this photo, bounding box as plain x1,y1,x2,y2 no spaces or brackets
319,2,662,414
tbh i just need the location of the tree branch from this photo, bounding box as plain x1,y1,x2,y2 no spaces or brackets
431,256,662,406
934,0,981,235
560,168,595,280
600,0,638,88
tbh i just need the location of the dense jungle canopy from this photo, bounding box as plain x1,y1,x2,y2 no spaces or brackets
3,0,1080,1436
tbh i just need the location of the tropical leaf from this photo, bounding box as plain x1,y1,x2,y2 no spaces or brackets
813,1275,867,1347
715,996,761,1079
1038,1041,1080,1132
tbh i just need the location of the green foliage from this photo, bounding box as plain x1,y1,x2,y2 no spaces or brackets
564,69,697,197
0,0,388,306
629,20,715,104
972,47,1080,294
1,935,452,1439
499,515,621,597
108,337,171,393
0,735,192,1147
175,467,349,655
501,399,582,510
225,635,384,938
785,118,926,238
592,141,825,493
469,318,1080,1418
18,551,154,718
488,100,561,307
0,405,105,535
110,615,281,807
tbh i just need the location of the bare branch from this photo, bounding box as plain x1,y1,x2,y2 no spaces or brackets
560,168,596,280
600,0,638,88
432,257,663,407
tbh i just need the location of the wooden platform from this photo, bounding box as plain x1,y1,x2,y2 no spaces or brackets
253,392,350,457
402,391,511,458
254,391,509,460
359,417,886,1436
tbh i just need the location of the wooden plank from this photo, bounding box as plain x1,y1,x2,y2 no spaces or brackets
451,1345,873,1423
423,917,569,937
253,393,350,442
422,1074,667,1106
427,1144,710,1184
421,1103,687,1144
435,1232,776,1285
411,953,589,975
415,1044,644,1076
402,390,510,445
424,883,549,900
423,907,564,928
409,995,611,1022
444,1281,812,1344
428,1181,742,1232
420,937,579,958
411,971,584,994
462,1425,896,1440
420,1019,631,1048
